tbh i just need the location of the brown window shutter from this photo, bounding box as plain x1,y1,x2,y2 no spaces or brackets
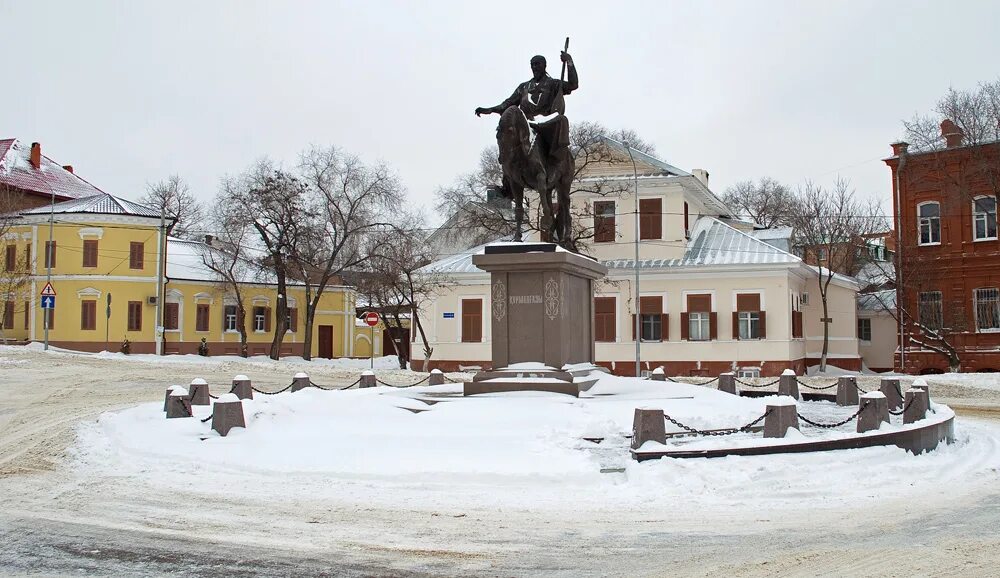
80,302,87,330
710,312,718,340
680,312,689,340
732,311,740,340
639,198,662,240
632,314,637,341
4,245,14,271
736,293,761,312
687,293,711,313
290,308,298,332
83,240,98,267
265,307,272,332
660,313,668,341
24,302,29,330
3,302,13,330
759,311,767,340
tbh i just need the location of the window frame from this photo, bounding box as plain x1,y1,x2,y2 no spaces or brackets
688,311,711,341
4,244,15,272
460,298,483,343
638,197,663,241
253,306,266,333
163,302,180,331
738,311,761,340
196,303,210,333
918,291,943,332
594,295,617,343
593,200,616,243
81,300,97,331
127,301,142,332
82,239,99,268
972,196,998,242
917,201,942,246
974,287,1000,333
857,317,872,342
224,305,238,332
737,368,760,379
129,242,145,270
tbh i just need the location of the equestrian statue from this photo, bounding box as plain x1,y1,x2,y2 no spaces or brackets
475,39,578,246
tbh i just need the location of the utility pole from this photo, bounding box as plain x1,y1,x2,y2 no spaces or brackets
43,183,55,351
154,204,166,356
626,144,640,378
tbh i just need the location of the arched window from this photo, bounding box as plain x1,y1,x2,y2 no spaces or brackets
918,202,941,245
973,196,997,241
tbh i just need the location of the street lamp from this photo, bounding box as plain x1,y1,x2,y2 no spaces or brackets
625,143,640,378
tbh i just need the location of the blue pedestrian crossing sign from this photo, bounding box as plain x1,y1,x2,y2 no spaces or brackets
41,295,56,309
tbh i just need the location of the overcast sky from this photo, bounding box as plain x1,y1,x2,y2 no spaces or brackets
3,0,999,222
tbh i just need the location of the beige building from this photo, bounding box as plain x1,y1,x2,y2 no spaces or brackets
857,290,898,373
414,140,862,376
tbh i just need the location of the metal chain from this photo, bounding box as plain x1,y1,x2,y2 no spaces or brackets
888,396,915,416
376,375,431,388
737,379,781,389
666,376,720,386
310,378,360,391
795,378,839,390
797,401,868,429
208,393,219,400
251,382,294,395
200,413,214,423
663,409,771,437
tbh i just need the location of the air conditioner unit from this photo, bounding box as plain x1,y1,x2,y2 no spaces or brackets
147,296,158,305
800,293,809,305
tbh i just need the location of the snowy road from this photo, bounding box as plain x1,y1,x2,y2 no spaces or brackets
3,347,1000,577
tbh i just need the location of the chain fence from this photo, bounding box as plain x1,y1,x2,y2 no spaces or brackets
735,378,781,388
663,409,771,437
309,378,360,391
248,382,294,396
888,397,915,416
796,401,869,429
375,375,431,388
666,376,720,386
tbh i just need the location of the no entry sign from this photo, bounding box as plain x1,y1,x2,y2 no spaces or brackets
363,311,379,327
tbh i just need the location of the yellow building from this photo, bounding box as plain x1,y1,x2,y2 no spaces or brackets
3,193,359,358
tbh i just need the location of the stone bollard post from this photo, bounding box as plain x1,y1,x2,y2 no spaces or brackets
291,372,311,392
429,369,445,386
631,408,666,450
879,378,903,411
188,378,211,406
910,378,930,399
903,388,930,424
211,393,247,437
778,369,800,399
717,372,737,395
857,391,890,433
763,397,799,438
650,366,666,382
164,385,183,411
231,375,253,400
166,387,192,418
836,376,860,407
360,370,376,388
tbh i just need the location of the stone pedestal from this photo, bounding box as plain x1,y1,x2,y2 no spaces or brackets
631,408,666,449
211,394,246,437
164,385,183,411
858,392,890,433
904,389,930,424
428,369,445,386
231,376,253,400
291,372,310,392
650,367,666,382
880,378,903,411
778,371,799,399
717,373,737,395
188,378,211,406
837,376,859,407
472,244,608,371
764,399,799,438
166,388,192,419
360,371,376,388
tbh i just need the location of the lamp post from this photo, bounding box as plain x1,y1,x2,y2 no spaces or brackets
625,144,640,377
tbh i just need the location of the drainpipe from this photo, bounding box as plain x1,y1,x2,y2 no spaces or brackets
154,206,166,355
895,151,906,372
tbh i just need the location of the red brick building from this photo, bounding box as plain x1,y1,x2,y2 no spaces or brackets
0,139,103,210
886,120,1000,373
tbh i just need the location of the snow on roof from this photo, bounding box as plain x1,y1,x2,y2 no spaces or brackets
598,137,690,177
165,237,271,284
417,236,513,276
751,226,794,240
605,217,801,270
858,289,896,311
0,139,106,200
19,192,167,219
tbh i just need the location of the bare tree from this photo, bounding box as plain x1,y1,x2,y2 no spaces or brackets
0,185,31,340
293,146,404,361
201,188,254,357
722,177,799,228
140,175,204,239
788,179,886,371
434,122,657,254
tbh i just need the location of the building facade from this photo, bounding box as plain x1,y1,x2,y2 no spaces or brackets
414,140,862,376
886,122,1000,373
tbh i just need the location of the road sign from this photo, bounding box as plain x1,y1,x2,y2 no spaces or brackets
41,295,56,309
364,311,379,327
41,282,56,297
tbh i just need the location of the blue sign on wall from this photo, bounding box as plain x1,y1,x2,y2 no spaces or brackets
443,312,455,319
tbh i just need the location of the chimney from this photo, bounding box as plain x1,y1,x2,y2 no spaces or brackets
692,168,709,186
62,165,73,173
890,141,909,156
940,119,964,148
30,142,41,169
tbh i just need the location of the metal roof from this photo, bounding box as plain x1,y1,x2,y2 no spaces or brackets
0,138,106,200
19,193,166,219
858,289,896,312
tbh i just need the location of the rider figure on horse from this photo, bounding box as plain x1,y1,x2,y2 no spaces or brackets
475,51,578,192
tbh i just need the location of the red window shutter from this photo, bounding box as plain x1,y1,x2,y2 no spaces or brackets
709,312,718,340
759,311,767,340
631,314,637,340
264,307,272,332
130,242,144,269
83,240,98,267
594,201,616,243
24,302,29,330
3,301,13,330
4,245,14,271
25,244,30,268
660,313,669,341
733,311,740,340
680,312,689,340
639,198,662,240
80,302,87,330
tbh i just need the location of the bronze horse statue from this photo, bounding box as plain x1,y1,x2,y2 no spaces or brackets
496,106,574,244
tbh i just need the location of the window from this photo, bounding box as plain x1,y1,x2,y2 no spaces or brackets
253,306,267,332
639,198,662,240
974,288,1000,332
4,245,15,272
129,242,144,270
918,291,942,332
791,309,804,338
3,301,13,330
738,312,761,339
688,312,711,341
973,196,997,241
738,368,760,379
817,248,828,261
196,304,210,332
594,201,615,243
918,202,941,245
461,299,482,342
127,301,142,332
801,292,810,306
25,243,30,270
224,305,238,332
82,240,98,268
734,293,765,340
287,307,298,333
44,241,56,269
163,302,179,331
683,202,690,236
81,300,97,331
636,296,664,342
594,297,616,342
858,318,872,341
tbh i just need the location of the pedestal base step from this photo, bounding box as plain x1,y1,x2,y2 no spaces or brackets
463,379,580,397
